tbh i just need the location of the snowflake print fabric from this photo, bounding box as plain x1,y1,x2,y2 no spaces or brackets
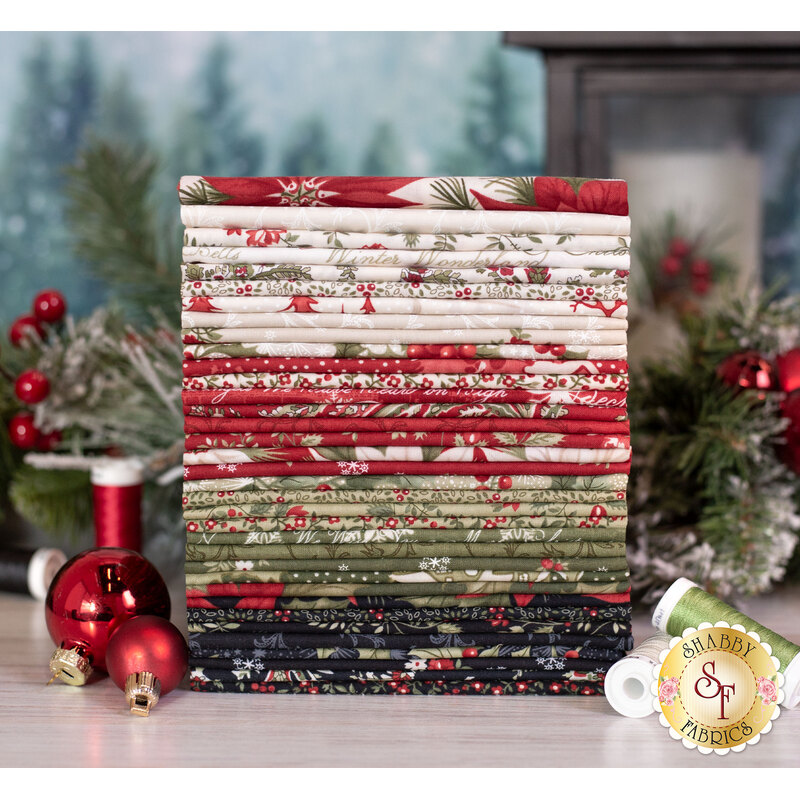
178,175,632,695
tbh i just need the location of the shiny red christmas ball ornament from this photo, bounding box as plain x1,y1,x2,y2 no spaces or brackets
8,412,40,449
8,314,44,347
14,369,50,404
44,548,171,686
32,289,67,323
717,351,776,393
776,348,800,394
106,616,188,716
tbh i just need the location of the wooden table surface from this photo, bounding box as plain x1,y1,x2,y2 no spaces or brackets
1,584,798,768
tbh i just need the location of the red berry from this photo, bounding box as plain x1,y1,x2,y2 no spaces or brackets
8,412,39,449
498,475,513,490
669,238,691,259
690,259,712,279
551,345,566,357
407,345,423,359
458,344,477,358
8,315,43,347
14,370,50,404
37,429,62,451
32,289,67,323
692,277,711,296
439,345,457,358
660,256,682,277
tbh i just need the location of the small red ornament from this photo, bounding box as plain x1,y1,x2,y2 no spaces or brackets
32,289,67,323
8,412,39,449
44,548,171,685
14,369,50,404
8,314,43,347
106,616,188,716
37,429,63,451
669,238,691,259
776,348,800,394
717,351,776,392
660,256,682,277
690,259,712,278
458,344,477,358
691,276,711,296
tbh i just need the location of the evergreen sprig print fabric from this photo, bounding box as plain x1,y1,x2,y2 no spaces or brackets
179,174,632,696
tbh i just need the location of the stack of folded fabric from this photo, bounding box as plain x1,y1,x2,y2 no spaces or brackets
179,175,633,696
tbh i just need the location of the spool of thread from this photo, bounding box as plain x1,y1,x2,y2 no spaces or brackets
91,459,144,552
653,577,800,709
604,634,672,717
0,547,67,600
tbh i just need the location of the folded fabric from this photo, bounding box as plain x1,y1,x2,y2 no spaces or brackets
183,416,630,435
182,295,628,318
182,279,628,301
181,327,629,345
183,461,631,479
184,576,631,596
183,342,628,360
182,472,628,493
179,204,632,235
183,245,629,271
178,175,629,215
182,356,628,378
182,262,625,285
185,540,626,561
185,227,630,253
186,586,631,609
189,675,607,696
183,488,626,508
184,432,629,451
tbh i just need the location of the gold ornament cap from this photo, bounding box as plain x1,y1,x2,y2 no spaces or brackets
49,648,92,686
125,672,161,716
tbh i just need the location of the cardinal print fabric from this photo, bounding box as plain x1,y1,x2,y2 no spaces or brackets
179,174,633,696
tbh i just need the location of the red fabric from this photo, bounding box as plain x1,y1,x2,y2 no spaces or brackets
184,416,630,435
182,357,629,377
183,460,631,479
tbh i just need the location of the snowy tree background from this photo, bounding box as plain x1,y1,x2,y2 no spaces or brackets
0,31,546,324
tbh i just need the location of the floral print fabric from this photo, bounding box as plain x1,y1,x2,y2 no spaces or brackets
180,175,632,695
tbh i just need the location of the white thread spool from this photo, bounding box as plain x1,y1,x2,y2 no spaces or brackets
604,634,672,717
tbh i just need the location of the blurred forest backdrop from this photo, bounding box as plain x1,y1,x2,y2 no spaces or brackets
0,31,545,325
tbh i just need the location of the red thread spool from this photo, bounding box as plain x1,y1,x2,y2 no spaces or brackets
91,460,144,552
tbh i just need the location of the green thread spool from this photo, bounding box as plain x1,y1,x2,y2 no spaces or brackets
653,577,800,709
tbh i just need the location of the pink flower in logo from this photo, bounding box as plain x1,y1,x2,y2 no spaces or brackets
756,676,778,705
659,677,679,706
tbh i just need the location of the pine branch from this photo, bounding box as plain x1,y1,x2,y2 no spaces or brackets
64,140,181,320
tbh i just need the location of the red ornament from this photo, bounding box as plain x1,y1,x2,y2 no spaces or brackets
660,256,682,277
669,238,691,259
106,616,188,716
717,351,776,392
776,348,800,394
14,369,50,404
691,276,711,296
32,289,67,323
8,412,39,449
8,314,43,347
690,258,712,278
37,429,63,451
44,548,171,685
458,344,477,358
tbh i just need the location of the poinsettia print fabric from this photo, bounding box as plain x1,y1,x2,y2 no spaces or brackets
178,175,629,215
178,174,632,695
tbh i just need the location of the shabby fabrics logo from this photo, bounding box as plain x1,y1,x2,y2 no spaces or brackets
652,622,784,755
